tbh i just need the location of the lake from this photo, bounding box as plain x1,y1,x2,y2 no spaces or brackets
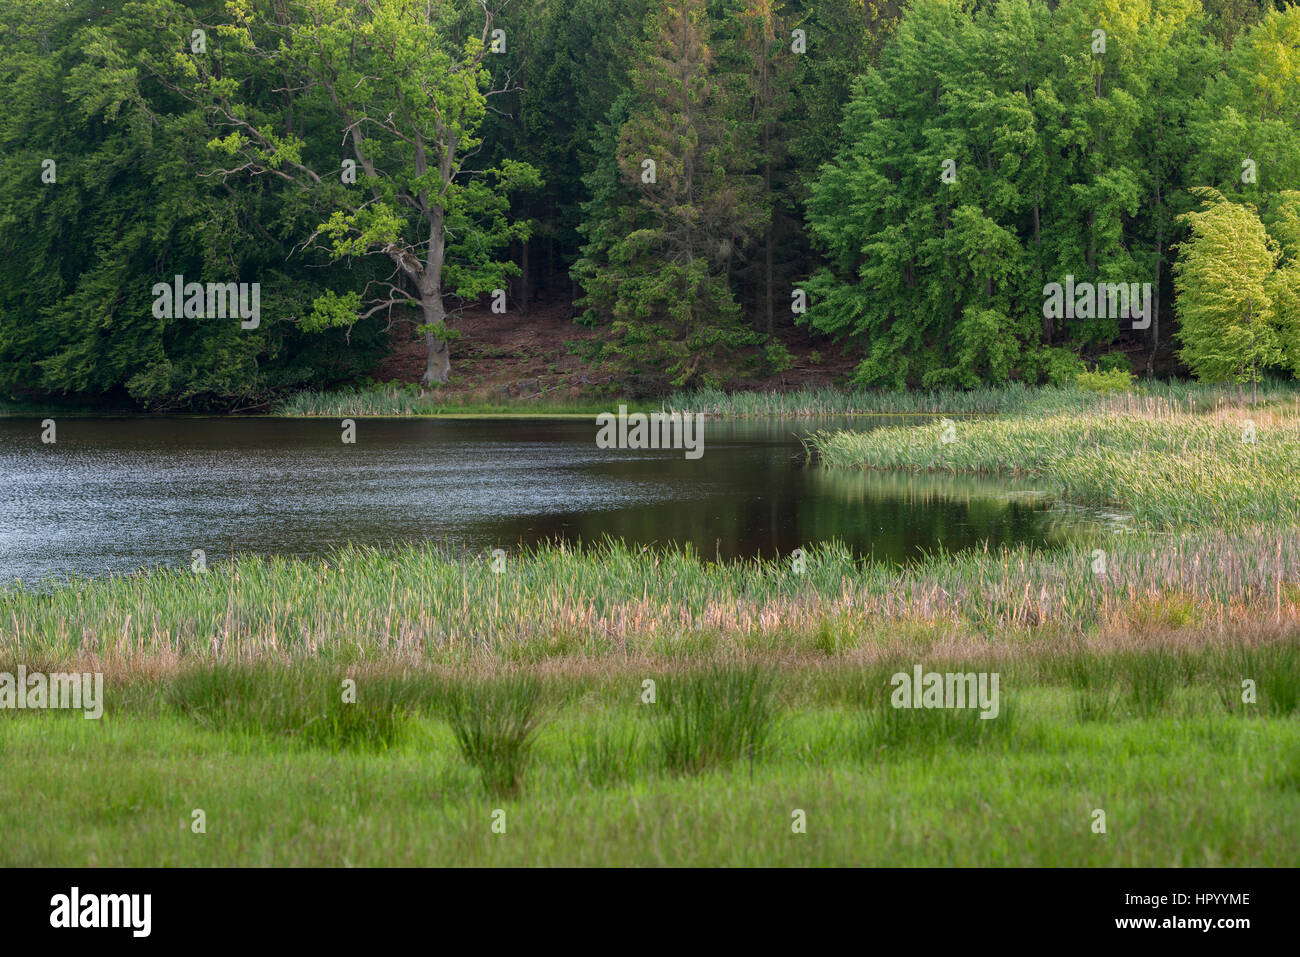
0,416,1090,584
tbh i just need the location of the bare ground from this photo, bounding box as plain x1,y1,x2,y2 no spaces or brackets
369,297,857,400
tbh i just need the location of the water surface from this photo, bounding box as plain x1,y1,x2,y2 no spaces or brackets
0,416,1088,583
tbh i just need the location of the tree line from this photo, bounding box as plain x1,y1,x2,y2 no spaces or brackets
0,0,1296,409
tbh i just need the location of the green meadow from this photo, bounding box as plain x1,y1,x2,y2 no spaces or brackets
2,654,1297,867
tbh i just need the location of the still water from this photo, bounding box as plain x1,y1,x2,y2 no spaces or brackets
0,416,1088,584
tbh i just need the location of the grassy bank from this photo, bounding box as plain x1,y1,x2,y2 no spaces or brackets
6,531,1300,663
2,651,1297,865
270,380,1300,420
666,380,1300,417
6,518,1299,864
808,394,1300,530
17,379,1299,419
272,384,649,417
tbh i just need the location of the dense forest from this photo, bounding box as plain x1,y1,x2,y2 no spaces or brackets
1,0,1299,409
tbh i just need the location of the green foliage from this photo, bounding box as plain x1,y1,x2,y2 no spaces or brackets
304,291,366,333
1028,348,1089,388
571,1,767,391
5,0,1300,404
1189,6,1300,212
1093,352,1132,374
0,0,387,409
1174,188,1285,389
763,340,797,374
802,0,1215,387
180,0,540,386
1075,368,1136,393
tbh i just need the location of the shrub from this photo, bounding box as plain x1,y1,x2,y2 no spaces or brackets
1075,368,1136,393
764,341,797,375
1031,347,1088,387
1094,352,1133,374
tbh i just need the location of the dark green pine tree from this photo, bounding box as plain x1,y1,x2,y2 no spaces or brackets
572,0,768,392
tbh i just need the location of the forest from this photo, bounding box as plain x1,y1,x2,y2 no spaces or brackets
1,0,1299,409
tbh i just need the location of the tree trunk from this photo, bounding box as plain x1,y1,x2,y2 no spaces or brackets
520,238,530,317
419,186,450,385
763,117,773,335
422,330,450,385
1148,229,1162,379
421,295,450,385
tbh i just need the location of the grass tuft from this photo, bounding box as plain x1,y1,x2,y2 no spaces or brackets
444,675,546,797
652,664,777,775
163,664,408,751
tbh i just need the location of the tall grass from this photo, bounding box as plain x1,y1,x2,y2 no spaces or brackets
14,640,1297,729
1122,652,1180,718
861,694,1019,753
810,409,1300,529
1217,642,1300,716
274,384,635,417
272,379,1300,419
6,668,1300,864
667,380,1300,418
444,675,546,796
161,663,409,750
6,529,1300,663
1060,652,1119,722
571,722,643,789
652,664,776,774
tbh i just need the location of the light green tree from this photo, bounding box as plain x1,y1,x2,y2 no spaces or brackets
1174,188,1283,403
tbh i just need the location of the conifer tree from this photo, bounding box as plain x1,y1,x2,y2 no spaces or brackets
572,0,767,390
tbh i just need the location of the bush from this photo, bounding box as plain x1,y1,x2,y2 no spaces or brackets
764,340,797,375
1093,352,1132,374
1028,347,1088,387
1075,368,1136,393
